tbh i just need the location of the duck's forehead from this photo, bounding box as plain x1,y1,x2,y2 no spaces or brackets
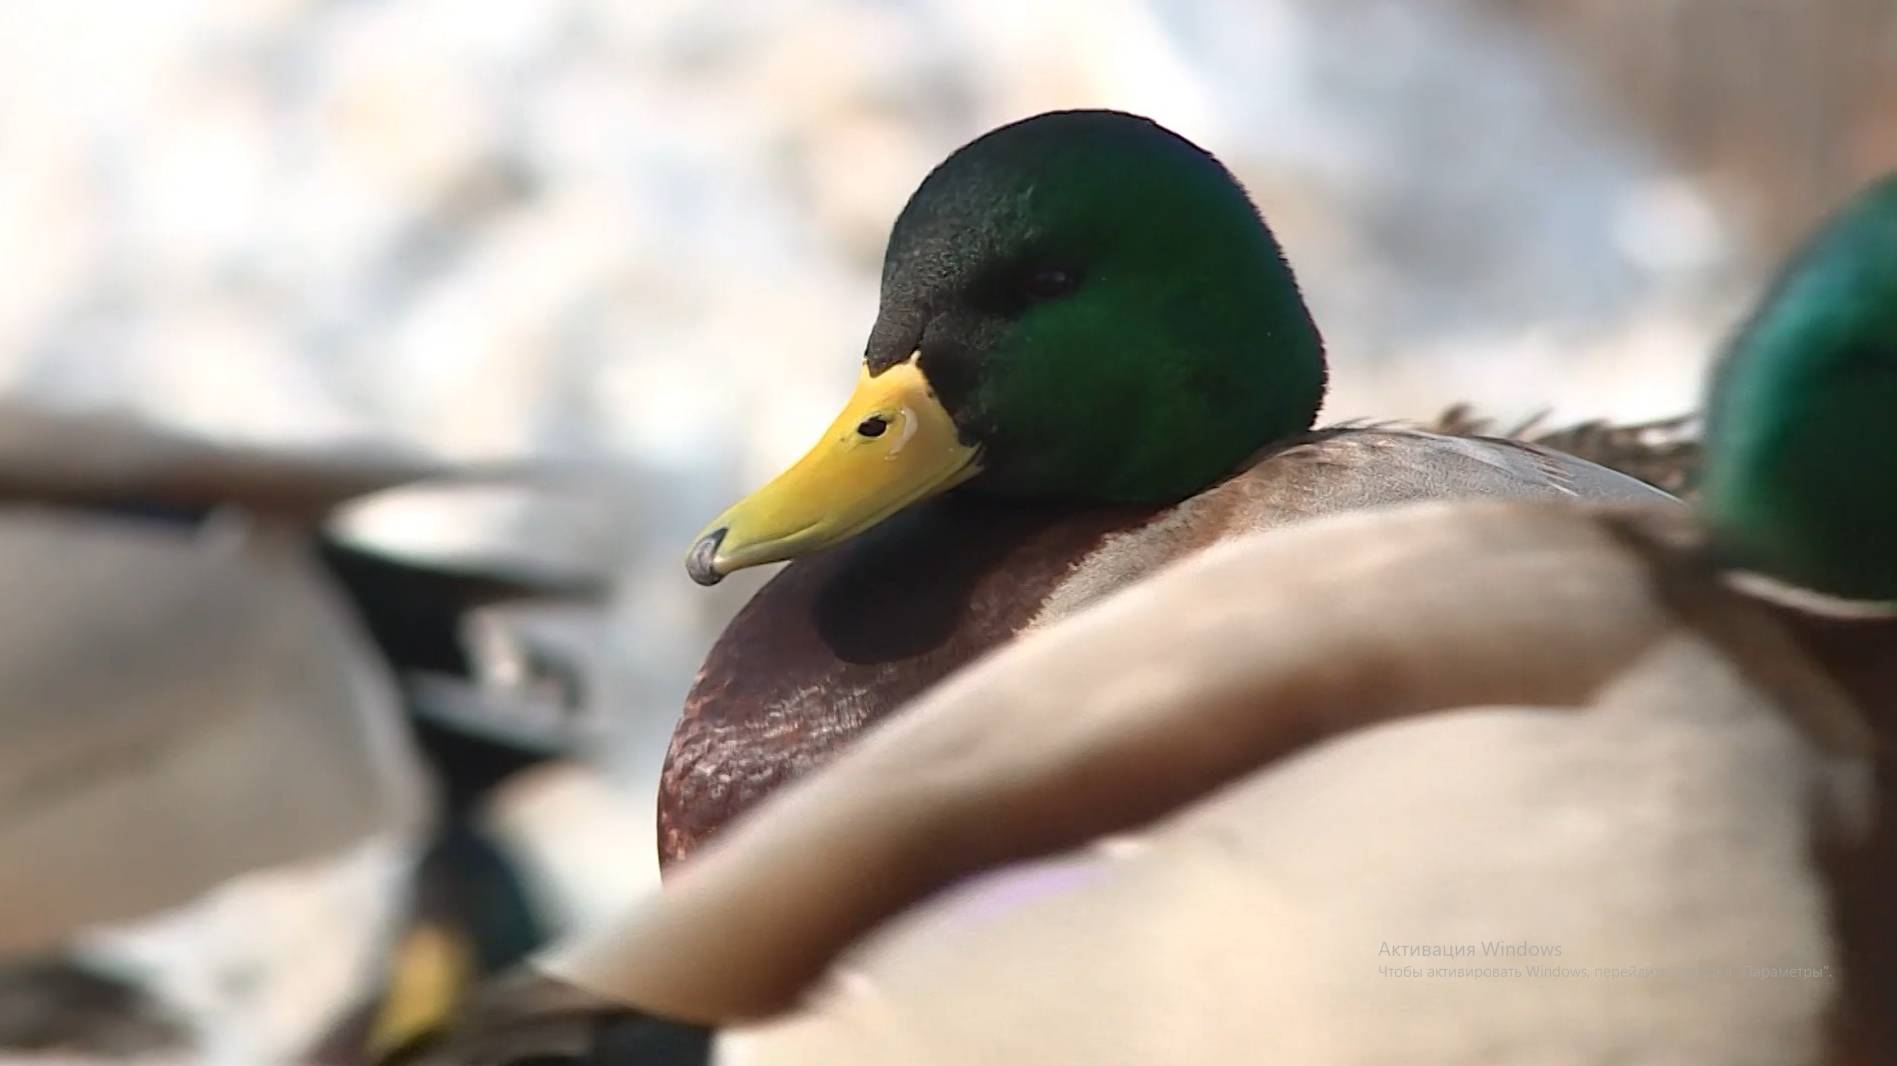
879,122,1178,290
882,164,1041,292
876,115,1241,302
863,164,1043,372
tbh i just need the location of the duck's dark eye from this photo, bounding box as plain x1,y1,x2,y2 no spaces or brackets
1021,266,1078,301
856,415,889,438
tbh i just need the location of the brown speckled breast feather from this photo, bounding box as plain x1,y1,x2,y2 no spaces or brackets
660,428,1680,870
658,494,1155,868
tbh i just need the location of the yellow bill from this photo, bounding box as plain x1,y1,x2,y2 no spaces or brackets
365,922,473,1061
687,355,981,585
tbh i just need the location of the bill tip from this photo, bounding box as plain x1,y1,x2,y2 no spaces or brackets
686,529,727,586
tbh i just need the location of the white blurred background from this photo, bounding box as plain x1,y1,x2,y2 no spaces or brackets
0,0,1891,1061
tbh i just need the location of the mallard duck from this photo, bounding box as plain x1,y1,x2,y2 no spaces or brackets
661,109,1677,868
409,175,1897,1066
307,495,613,1065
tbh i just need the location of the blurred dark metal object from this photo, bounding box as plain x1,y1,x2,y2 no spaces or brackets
1430,402,1703,498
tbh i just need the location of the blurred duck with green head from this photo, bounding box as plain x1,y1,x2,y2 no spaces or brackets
1702,175,1897,602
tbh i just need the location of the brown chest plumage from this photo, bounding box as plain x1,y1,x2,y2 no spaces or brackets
658,428,1684,870
658,493,1155,868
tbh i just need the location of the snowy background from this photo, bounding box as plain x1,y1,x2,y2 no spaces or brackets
0,0,1891,1061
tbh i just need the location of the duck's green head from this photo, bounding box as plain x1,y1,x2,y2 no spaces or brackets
1702,175,1897,601
688,110,1324,584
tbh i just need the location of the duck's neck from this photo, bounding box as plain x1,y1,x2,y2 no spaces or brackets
1770,606,1897,740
